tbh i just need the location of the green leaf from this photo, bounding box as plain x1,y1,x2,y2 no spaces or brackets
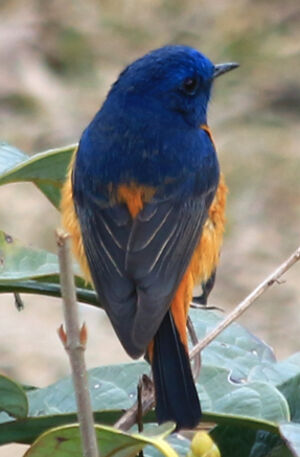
248,353,300,422
25,363,289,425
209,356,300,457
280,375,300,424
0,364,149,445
35,181,63,210
0,143,28,173
198,365,289,425
0,374,28,419
211,425,256,457
0,230,61,282
0,142,75,208
0,361,289,446
145,434,190,457
0,411,123,445
211,426,294,457
249,430,294,457
0,293,292,448
0,307,291,446
285,353,300,367
279,423,300,457
0,144,75,182
0,229,101,306
0,229,94,293
27,363,148,417
190,308,276,381
24,422,177,457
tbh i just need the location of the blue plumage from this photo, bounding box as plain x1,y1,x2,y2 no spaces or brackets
74,45,218,191
72,45,238,429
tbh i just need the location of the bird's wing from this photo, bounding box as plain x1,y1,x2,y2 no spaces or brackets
74,174,213,358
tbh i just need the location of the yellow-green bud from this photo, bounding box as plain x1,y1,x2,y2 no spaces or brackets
189,431,221,457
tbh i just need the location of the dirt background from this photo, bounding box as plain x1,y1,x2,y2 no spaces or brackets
0,0,300,455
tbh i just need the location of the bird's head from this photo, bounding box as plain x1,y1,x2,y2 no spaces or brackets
107,45,238,128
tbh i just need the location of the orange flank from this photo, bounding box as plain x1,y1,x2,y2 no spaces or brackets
191,172,227,285
170,269,194,347
61,149,92,283
155,173,227,351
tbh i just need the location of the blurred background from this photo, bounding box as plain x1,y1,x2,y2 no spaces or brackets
0,0,300,454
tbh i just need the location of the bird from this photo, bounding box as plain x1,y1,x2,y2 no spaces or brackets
61,45,237,430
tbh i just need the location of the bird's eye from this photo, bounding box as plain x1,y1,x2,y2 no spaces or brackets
181,76,198,95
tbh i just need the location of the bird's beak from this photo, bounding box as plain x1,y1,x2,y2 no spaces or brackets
213,62,239,78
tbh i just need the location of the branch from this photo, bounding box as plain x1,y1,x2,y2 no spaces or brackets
187,316,201,381
56,229,99,457
114,374,155,431
115,245,300,431
14,292,24,311
190,245,300,360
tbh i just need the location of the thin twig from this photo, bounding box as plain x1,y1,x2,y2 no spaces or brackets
190,245,300,360
187,317,201,381
115,245,300,430
137,379,144,433
137,380,145,457
190,302,224,312
56,229,99,457
114,374,154,431
14,292,24,311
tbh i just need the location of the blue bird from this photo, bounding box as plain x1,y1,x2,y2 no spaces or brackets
61,45,238,429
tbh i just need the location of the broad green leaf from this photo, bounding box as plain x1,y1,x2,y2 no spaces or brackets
279,375,300,424
0,307,291,446
27,363,148,417
0,229,90,288
197,365,289,424
248,360,300,386
210,353,300,457
279,423,300,457
26,363,289,424
35,181,63,210
0,230,60,282
0,142,75,207
0,288,292,449
0,411,124,445
145,434,190,457
0,144,75,182
248,354,300,421
0,374,28,419
0,229,100,305
0,143,28,173
24,422,177,457
0,361,288,446
249,430,293,457
211,426,293,457
211,425,256,457
284,353,300,367
190,308,276,380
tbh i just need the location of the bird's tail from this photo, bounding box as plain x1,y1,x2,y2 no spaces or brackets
151,310,201,430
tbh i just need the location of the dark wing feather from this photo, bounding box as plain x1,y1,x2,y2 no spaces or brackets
74,178,212,358
127,198,207,354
